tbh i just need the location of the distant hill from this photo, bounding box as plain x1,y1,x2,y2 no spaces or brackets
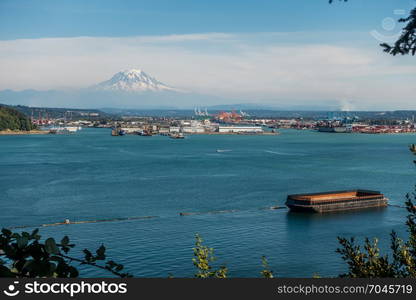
11,104,107,120
0,105,36,131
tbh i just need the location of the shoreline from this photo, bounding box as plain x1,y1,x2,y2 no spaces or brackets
184,131,279,136
0,130,49,135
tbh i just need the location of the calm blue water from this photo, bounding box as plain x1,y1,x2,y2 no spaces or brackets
0,128,415,277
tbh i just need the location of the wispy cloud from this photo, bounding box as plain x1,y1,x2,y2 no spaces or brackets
0,32,415,109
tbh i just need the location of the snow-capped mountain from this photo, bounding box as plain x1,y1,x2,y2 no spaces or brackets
96,69,178,92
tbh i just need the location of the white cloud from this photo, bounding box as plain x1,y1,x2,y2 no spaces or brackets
0,32,415,109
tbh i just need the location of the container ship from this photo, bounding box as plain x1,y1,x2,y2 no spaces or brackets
317,126,349,133
285,190,388,213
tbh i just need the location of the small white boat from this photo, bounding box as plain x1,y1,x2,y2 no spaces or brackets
64,126,78,133
170,133,185,139
216,149,232,153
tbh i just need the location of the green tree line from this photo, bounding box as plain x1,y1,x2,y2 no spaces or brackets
0,105,36,131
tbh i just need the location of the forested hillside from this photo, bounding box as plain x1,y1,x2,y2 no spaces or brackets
0,105,36,131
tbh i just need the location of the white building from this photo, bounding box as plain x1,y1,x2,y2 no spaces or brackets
182,127,205,133
121,127,143,133
180,120,191,126
159,127,170,134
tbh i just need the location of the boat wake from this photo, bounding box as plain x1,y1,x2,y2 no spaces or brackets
8,206,287,229
216,149,232,153
264,150,305,156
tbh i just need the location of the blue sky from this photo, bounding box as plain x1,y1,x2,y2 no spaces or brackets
0,0,412,39
0,0,415,109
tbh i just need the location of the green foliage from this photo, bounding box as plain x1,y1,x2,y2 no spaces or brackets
0,105,36,131
337,237,395,277
381,8,416,56
192,235,275,278
0,228,131,278
260,256,274,278
192,234,228,278
337,191,416,277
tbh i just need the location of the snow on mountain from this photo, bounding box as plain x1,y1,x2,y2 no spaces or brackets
95,69,179,92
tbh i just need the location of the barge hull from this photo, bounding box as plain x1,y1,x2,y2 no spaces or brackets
287,198,388,213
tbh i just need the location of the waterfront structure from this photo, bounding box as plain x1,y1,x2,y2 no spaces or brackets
121,127,142,134
218,126,263,133
354,125,416,134
158,127,170,135
48,126,79,134
169,126,181,133
215,111,243,123
182,127,205,133
286,190,388,213
194,107,209,117
317,126,349,133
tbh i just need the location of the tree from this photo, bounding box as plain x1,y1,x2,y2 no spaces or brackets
330,0,416,56
337,184,416,277
260,256,274,278
191,234,276,278
192,234,228,278
381,7,416,56
0,105,36,131
0,228,131,278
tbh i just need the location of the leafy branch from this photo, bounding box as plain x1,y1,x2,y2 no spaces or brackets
0,228,131,278
192,234,228,278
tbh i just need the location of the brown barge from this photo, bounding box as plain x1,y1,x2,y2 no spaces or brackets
286,190,388,213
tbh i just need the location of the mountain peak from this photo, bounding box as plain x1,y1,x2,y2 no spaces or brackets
121,69,144,76
96,69,178,92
